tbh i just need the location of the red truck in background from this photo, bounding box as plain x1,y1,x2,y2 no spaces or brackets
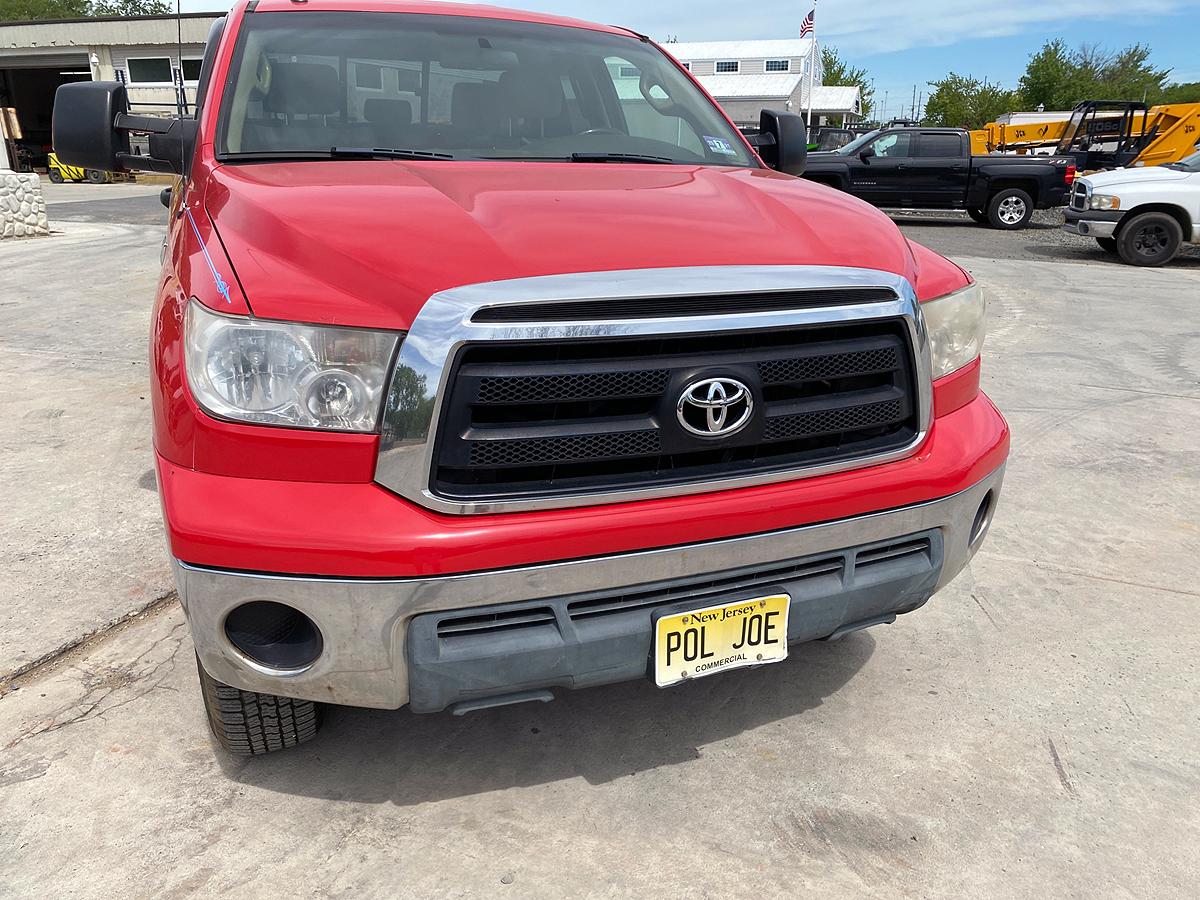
53,0,1007,756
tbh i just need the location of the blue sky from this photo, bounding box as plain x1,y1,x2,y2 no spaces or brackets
181,0,1200,118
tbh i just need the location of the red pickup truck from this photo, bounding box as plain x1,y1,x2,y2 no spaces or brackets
53,0,1008,756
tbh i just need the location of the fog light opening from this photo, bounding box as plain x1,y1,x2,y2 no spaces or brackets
224,601,323,674
969,491,995,548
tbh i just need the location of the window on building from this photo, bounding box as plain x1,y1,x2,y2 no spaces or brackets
715,61,739,74
916,133,964,157
126,57,173,83
182,59,203,82
355,62,383,90
765,60,790,73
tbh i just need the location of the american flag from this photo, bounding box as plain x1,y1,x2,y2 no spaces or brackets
800,9,815,37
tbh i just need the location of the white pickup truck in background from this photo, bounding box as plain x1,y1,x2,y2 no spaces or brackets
1064,150,1200,266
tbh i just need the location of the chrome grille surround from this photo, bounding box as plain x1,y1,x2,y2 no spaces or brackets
376,266,934,515
1071,182,1091,211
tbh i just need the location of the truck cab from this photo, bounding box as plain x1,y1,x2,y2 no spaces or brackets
50,0,1007,756
1064,150,1200,266
804,125,1076,229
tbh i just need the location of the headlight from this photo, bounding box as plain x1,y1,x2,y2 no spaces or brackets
1089,193,1120,210
185,300,401,432
922,282,986,379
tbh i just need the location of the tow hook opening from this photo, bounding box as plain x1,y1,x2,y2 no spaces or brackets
969,491,995,548
224,601,323,674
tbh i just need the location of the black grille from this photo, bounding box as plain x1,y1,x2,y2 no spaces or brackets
468,429,661,467
471,287,898,323
566,555,845,621
1070,183,1089,211
432,317,920,501
477,369,670,404
763,398,904,441
759,346,898,385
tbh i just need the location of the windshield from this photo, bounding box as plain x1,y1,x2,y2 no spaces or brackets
834,129,880,156
1168,149,1200,171
218,11,755,167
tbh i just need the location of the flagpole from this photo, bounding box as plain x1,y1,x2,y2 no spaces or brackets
805,1,817,130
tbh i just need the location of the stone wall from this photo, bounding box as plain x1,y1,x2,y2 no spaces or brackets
0,173,50,239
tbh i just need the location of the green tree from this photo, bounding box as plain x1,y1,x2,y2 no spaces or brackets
0,0,167,19
1019,39,1080,109
0,0,89,19
821,45,874,118
1158,81,1200,104
1020,39,1172,108
90,0,170,14
923,73,1022,129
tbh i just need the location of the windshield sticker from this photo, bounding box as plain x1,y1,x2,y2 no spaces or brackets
703,136,737,156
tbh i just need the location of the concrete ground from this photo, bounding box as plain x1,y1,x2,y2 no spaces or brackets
41,180,167,226
1,196,1198,898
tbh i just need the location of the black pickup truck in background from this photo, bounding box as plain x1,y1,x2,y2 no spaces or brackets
802,127,1077,229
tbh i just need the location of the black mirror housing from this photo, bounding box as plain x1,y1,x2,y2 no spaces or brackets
52,81,131,172
756,110,807,176
52,80,197,176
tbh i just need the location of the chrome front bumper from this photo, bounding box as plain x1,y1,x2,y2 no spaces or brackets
1063,207,1122,239
176,464,1005,710
1063,219,1118,238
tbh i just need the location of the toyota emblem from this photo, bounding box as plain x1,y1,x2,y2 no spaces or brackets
676,377,754,438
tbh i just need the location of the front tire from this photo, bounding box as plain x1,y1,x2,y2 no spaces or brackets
987,188,1034,229
47,169,65,184
86,169,107,184
1096,236,1118,254
1116,212,1182,267
196,655,322,756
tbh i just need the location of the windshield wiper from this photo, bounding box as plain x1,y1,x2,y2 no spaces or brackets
569,152,676,164
330,147,458,161
220,148,459,163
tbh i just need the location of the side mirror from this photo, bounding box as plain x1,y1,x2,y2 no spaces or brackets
53,81,197,176
859,147,874,161
52,81,129,172
755,109,807,176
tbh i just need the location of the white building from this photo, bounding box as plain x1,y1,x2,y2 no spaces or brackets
0,13,219,168
664,39,862,128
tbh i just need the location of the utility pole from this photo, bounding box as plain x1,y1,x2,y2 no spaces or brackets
882,90,888,123
910,85,917,119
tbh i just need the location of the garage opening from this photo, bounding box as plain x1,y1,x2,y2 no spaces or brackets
0,55,91,170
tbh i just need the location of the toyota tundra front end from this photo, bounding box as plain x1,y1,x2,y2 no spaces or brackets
53,0,1007,755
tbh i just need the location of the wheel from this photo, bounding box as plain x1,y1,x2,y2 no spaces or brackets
987,188,1034,229
1116,212,1182,267
86,169,108,184
1095,236,1118,254
47,169,65,184
195,655,322,756
966,207,987,224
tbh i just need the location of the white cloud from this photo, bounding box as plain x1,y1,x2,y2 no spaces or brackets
181,0,1198,58
817,0,1191,55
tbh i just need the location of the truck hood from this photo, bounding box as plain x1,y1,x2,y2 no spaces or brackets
1082,165,1195,191
204,160,917,330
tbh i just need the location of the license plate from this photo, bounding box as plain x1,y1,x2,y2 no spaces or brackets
654,594,790,687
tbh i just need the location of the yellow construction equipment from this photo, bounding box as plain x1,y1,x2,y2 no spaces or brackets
970,100,1200,170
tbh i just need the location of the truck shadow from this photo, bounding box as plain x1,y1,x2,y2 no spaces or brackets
887,213,1058,231
215,632,877,806
1020,242,1200,268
